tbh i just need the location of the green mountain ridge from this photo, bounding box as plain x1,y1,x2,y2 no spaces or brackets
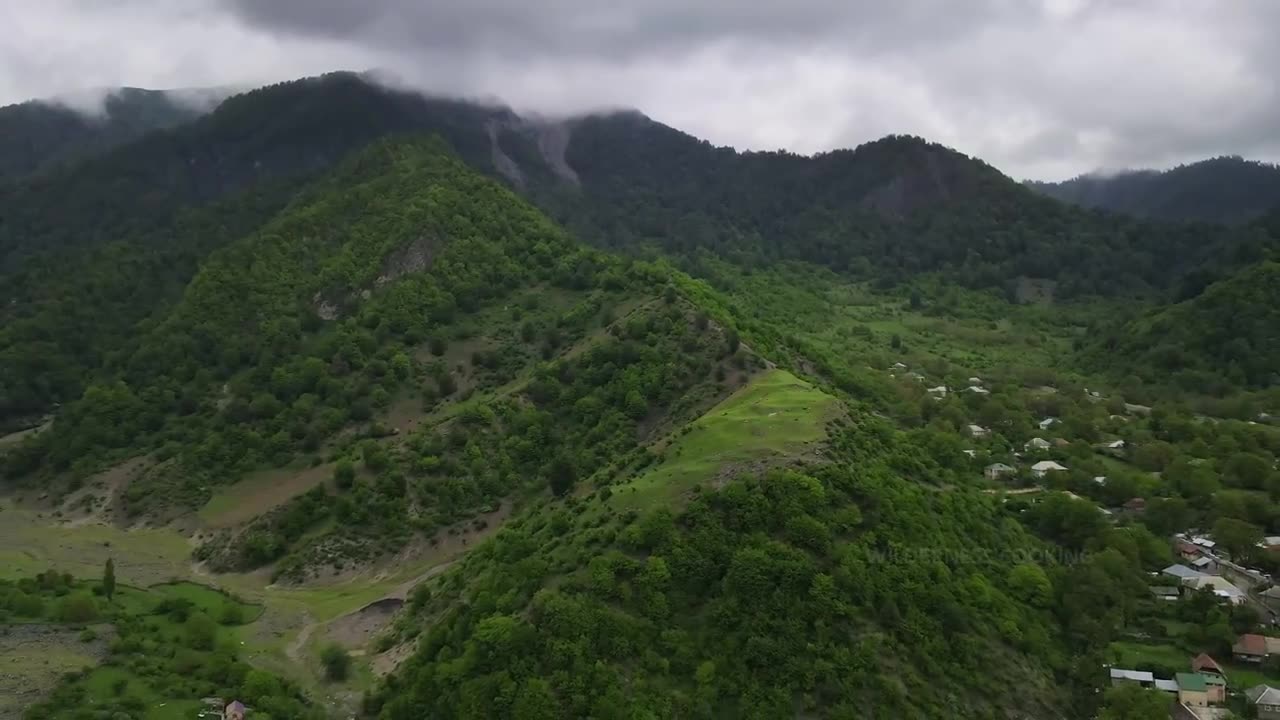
0,87,205,183
1087,261,1280,392
3,72,1280,720
1,129,1116,720
1027,156,1280,224
2,72,1274,434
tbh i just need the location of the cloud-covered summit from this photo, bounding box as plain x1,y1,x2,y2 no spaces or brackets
4,0,1278,179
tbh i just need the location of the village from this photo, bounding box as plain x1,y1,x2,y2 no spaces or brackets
889,362,1280,719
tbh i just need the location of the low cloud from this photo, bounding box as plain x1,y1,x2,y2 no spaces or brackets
3,0,1278,179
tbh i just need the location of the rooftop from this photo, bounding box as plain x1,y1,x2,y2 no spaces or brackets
1162,564,1206,580
1192,653,1225,676
1249,685,1280,705
1175,673,1206,692
1235,633,1268,656
1110,668,1154,683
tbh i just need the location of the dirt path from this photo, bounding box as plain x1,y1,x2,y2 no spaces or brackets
284,558,455,666
285,615,318,664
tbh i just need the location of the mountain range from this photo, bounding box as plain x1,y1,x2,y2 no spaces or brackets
1027,156,1280,224
2,71,1278,720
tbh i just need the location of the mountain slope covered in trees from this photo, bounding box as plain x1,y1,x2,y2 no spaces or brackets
4,73,1276,434
1027,156,1280,223
536,113,1274,298
1,130,1127,719
0,87,206,182
3,73,1279,719
1086,261,1280,392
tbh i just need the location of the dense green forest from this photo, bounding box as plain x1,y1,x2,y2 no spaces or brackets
368,420,1161,719
1084,261,1280,391
1027,156,1280,224
2,73,1276,434
0,87,202,182
2,72,1280,719
537,114,1276,298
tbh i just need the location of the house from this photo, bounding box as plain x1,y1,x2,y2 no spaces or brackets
966,424,990,438
1191,653,1225,679
1176,540,1202,561
198,698,224,720
1264,537,1280,552
225,701,247,720
965,385,990,395
1234,633,1269,663
1203,674,1227,704
984,463,1016,481
1175,673,1209,707
1192,537,1217,551
1149,586,1180,601
1154,678,1178,693
903,371,925,382
1024,437,1051,451
1247,685,1280,720
1031,460,1067,478
1162,564,1207,582
1038,417,1058,430
1124,402,1153,416
1123,497,1147,513
1110,668,1155,687
1093,475,1108,485
1184,576,1247,605
1191,556,1216,573
1052,438,1071,448
968,376,982,384
1097,439,1126,457
892,362,908,370
926,385,948,397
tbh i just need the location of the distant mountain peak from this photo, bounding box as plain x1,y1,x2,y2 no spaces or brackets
1028,155,1280,223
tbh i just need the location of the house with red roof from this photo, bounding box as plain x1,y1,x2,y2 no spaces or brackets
1191,652,1225,679
1234,634,1269,663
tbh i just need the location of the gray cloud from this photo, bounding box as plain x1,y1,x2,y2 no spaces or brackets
3,0,1278,179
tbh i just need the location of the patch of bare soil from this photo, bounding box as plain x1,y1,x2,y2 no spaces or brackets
326,598,404,650
57,456,152,525
0,623,114,718
370,640,417,677
0,418,51,449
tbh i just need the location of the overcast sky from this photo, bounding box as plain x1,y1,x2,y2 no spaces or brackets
2,0,1277,180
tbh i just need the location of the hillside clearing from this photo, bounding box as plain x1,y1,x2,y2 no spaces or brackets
198,463,335,528
612,369,839,508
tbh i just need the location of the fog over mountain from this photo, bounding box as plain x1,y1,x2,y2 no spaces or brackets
4,1,1279,179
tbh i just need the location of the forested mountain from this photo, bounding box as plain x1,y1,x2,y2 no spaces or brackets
4,73,1275,433
1027,156,1280,223
4,132,1141,720
0,87,206,182
0,72,543,427
1086,261,1280,393
3,71,1280,719
522,113,1274,299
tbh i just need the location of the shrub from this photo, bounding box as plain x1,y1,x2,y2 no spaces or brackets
56,593,99,623
320,643,351,681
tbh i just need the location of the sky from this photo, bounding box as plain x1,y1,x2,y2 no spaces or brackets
2,0,1277,180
